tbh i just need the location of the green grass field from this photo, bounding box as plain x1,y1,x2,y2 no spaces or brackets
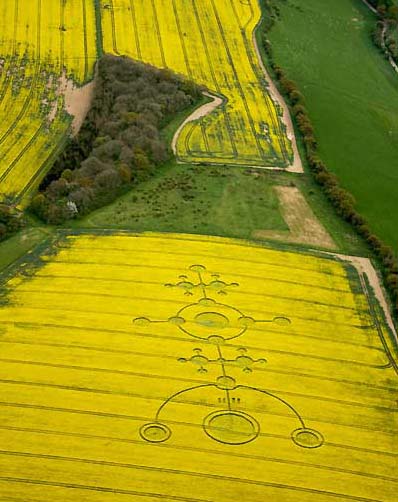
0,226,53,273
267,0,398,251
72,160,369,255
73,163,288,238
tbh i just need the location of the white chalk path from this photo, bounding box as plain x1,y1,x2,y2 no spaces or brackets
171,10,304,173
252,22,303,173
171,91,223,156
324,251,397,342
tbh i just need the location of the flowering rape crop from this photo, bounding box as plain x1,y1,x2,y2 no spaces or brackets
0,0,96,203
0,0,297,201
100,0,294,169
0,232,395,501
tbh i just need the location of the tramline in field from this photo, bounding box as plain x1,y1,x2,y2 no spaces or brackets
0,0,96,203
100,0,295,169
0,232,396,501
0,0,298,203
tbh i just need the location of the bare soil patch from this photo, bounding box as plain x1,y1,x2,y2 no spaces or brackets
49,72,95,135
253,185,336,249
63,77,95,135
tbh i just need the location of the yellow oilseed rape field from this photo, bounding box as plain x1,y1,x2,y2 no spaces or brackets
0,0,96,203
100,0,295,169
0,0,297,201
0,231,396,501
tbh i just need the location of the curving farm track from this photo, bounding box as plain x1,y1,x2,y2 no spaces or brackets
0,0,301,203
101,0,296,169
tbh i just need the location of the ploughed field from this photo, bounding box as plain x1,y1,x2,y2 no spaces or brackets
0,0,96,203
0,232,396,501
101,0,293,168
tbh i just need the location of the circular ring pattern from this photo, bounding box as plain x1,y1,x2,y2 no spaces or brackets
177,300,247,341
140,422,172,443
203,410,259,445
291,428,324,448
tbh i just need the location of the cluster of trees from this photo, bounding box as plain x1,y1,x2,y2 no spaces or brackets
367,0,398,63
367,0,398,17
0,204,23,241
260,8,398,318
31,54,202,224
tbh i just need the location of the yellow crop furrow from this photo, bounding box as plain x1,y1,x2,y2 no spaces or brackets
101,0,294,168
0,232,396,502
0,0,97,203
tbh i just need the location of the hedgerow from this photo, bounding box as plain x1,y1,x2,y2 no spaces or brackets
260,0,398,319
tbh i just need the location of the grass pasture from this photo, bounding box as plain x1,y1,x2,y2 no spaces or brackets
100,0,294,169
73,161,369,256
0,231,396,501
0,0,97,203
76,163,289,240
267,0,398,251
0,225,52,272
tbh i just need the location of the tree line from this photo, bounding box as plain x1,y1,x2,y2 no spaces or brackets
0,204,23,242
367,0,397,16
367,0,398,64
261,0,398,319
31,54,202,224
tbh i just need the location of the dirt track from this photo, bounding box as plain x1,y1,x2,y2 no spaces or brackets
172,26,304,173
329,252,397,341
171,91,223,155
252,29,303,173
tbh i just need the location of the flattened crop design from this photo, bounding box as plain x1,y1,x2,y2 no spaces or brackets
135,265,324,447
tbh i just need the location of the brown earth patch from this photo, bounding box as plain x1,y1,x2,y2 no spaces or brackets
253,185,336,249
49,72,95,136
63,77,95,135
